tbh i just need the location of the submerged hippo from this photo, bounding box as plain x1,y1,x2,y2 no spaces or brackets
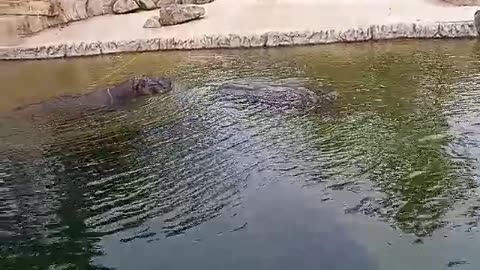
217,80,336,112
13,75,172,116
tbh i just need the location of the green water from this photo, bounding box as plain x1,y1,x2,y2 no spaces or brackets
2,40,480,270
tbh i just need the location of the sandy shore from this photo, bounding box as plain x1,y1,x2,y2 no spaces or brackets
0,0,479,60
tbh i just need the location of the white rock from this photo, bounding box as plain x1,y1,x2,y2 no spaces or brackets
113,0,140,13
156,0,179,7
137,0,157,10
158,4,205,26
87,0,116,16
180,0,213,4
143,16,161,28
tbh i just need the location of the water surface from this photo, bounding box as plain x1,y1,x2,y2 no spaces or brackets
2,40,480,270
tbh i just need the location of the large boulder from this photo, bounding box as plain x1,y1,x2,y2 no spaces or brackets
156,0,179,6
158,4,205,25
86,0,116,16
0,0,59,16
136,0,157,10
155,0,213,7
441,0,480,5
475,10,480,35
54,0,89,21
113,0,140,13
0,0,214,44
180,0,213,4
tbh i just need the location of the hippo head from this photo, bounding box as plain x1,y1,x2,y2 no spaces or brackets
132,75,173,96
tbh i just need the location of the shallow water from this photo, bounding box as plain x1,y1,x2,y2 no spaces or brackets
2,40,480,270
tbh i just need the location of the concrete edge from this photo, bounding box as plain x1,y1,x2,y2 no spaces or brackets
0,21,477,60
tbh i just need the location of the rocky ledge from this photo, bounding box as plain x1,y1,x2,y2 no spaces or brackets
0,21,477,60
143,4,206,27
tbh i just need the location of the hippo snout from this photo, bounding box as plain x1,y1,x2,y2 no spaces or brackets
134,75,173,96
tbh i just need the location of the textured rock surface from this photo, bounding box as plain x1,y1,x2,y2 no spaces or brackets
0,0,118,43
55,0,89,21
181,0,213,4
475,10,480,34
86,0,116,16
441,0,480,5
155,0,213,6
0,0,215,45
0,22,477,60
113,0,140,13
0,0,58,16
155,0,179,6
158,4,205,25
136,0,156,10
143,15,161,28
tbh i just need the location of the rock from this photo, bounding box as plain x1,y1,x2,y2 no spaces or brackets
136,0,156,10
475,10,480,35
156,0,179,7
447,260,469,268
87,0,116,16
143,16,161,28
180,0,214,4
54,0,89,21
0,0,59,16
113,0,140,13
412,238,424,245
441,0,480,5
158,4,205,25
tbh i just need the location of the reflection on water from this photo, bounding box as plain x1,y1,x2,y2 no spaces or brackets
2,40,480,270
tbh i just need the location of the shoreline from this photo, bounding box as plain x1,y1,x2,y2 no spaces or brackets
0,21,477,60
1,0,479,60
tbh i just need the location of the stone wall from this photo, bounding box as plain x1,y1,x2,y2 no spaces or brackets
0,21,476,60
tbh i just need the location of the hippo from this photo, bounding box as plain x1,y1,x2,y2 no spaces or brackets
217,80,336,112
13,75,172,116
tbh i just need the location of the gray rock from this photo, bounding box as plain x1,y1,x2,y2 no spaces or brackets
56,0,89,21
156,0,180,6
180,0,214,4
0,0,59,16
143,16,161,28
158,4,205,25
442,0,480,5
475,10,480,34
155,0,212,6
113,0,140,13
86,0,116,16
136,0,157,9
